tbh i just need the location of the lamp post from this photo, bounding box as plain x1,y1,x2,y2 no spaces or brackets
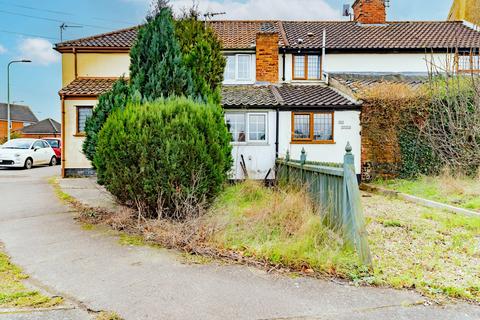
7,60,31,141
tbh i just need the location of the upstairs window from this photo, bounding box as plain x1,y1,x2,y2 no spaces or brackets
224,54,252,82
293,55,322,80
458,52,480,73
292,112,333,143
225,112,267,143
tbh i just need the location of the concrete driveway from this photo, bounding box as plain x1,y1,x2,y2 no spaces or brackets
0,166,479,320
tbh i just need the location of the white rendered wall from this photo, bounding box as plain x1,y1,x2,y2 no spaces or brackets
228,110,277,180
281,53,453,81
64,99,98,169
278,110,362,174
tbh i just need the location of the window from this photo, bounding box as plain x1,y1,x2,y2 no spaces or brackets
458,52,480,72
293,55,322,80
292,112,333,143
224,54,252,82
225,112,267,143
77,106,93,134
32,141,43,149
248,114,266,141
41,141,50,148
46,140,59,148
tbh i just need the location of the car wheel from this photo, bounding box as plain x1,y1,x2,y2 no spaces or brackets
24,158,33,170
49,156,57,166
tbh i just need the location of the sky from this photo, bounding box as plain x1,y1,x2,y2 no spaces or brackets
0,0,453,122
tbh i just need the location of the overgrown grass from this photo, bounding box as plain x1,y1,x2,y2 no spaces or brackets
0,246,62,308
206,181,363,278
364,193,480,302
374,174,480,212
95,311,123,320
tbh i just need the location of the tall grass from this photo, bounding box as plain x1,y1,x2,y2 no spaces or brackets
206,181,363,277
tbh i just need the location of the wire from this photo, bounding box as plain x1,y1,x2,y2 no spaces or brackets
0,29,58,41
0,9,112,30
0,1,137,25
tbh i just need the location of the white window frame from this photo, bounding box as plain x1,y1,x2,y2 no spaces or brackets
223,53,255,84
225,111,268,145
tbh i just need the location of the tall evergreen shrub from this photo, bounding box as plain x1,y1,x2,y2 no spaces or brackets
94,98,233,219
175,8,226,103
129,6,194,102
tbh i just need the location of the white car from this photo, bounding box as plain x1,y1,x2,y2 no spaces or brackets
0,138,57,169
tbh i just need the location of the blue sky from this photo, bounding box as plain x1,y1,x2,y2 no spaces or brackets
0,0,453,122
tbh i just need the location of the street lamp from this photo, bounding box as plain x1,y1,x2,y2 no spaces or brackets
7,60,31,141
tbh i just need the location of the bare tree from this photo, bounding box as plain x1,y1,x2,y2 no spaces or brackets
147,0,171,20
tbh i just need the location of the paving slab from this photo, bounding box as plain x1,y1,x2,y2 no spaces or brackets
0,309,91,320
0,166,479,320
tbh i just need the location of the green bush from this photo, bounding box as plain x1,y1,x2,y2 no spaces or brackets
82,78,130,164
94,98,233,219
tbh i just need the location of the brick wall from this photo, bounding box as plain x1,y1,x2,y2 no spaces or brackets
256,33,279,83
0,120,24,140
353,0,386,24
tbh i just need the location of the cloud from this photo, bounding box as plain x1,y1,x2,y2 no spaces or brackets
17,38,59,66
0,44,6,54
127,0,342,20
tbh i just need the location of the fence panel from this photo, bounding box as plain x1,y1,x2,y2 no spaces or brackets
276,143,372,266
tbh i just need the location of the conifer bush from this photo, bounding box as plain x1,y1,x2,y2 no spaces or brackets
94,98,232,220
82,78,130,164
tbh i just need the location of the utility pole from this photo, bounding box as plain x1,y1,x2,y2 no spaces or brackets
7,60,31,141
60,23,83,42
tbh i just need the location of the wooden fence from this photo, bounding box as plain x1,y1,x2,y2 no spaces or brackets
276,143,372,266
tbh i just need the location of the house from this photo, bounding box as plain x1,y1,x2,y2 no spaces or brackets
16,118,61,139
449,0,480,26
55,0,480,178
0,103,38,141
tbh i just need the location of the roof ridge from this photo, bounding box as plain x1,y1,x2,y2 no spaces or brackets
270,85,284,105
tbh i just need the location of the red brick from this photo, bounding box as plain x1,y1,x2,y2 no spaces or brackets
256,33,279,83
353,0,386,24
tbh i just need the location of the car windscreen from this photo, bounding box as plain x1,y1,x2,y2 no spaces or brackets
1,140,32,149
46,140,59,148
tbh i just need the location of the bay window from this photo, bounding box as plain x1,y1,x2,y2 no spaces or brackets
225,112,267,143
292,112,334,143
293,55,322,80
224,54,253,82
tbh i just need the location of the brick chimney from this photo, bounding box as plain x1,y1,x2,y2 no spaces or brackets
256,33,279,83
352,0,386,24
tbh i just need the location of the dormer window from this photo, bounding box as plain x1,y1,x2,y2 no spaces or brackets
293,55,322,80
224,54,253,82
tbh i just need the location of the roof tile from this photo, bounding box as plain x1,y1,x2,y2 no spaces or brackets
59,78,117,97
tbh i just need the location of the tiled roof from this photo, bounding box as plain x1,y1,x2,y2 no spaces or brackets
19,118,61,134
60,79,358,108
0,104,38,123
222,85,279,106
59,78,117,97
282,21,480,50
55,20,480,51
209,21,286,49
222,85,358,108
56,26,138,49
331,73,427,94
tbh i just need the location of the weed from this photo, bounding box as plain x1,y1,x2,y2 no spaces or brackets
95,311,123,320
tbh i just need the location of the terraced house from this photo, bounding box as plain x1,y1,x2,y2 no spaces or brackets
55,0,480,179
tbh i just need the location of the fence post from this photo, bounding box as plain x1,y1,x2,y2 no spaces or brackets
343,142,373,267
300,148,306,183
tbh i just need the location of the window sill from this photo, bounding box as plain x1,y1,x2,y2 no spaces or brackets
73,133,86,137
291,140,335,145
231,142,270,146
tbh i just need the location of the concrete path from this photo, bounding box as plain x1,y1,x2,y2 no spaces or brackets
1,166,479,320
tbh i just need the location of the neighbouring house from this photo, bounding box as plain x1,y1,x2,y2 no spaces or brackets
0,103,38,141
16,118,61,139
55,0,480,179
449,0,480,27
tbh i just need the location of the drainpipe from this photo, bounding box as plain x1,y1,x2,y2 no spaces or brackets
275,108,280,158
282,48,286,82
